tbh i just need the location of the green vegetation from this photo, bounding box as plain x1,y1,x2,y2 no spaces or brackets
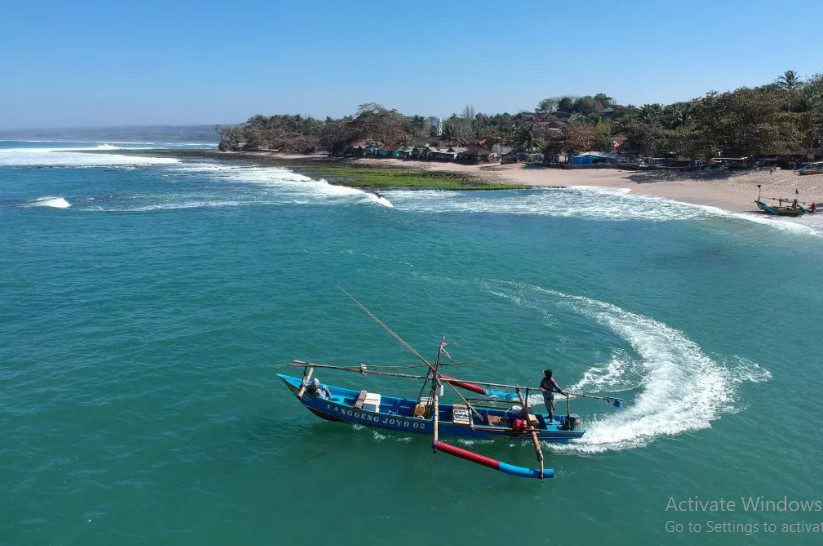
87,148,521,190
219,70,823,161
295,165,521,190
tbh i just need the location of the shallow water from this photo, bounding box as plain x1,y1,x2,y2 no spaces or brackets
1,142,821,544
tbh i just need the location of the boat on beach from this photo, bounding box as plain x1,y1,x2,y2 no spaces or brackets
754,185,814,216
754,199,806,216
797,161,823,176
277,290,623,480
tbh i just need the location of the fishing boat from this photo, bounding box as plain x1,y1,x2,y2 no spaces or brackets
754,199,805,216
797,161,823,176
754,185,807,216
277,290,623,480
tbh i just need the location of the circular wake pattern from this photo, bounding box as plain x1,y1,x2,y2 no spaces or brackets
488,283,771,453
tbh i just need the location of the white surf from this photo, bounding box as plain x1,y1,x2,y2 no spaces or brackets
25,196,71,209
0,144,178,167
488,283,771,453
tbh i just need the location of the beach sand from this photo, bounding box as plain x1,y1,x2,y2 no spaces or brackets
350,158,823,214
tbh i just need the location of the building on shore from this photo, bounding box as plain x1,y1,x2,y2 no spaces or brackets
458,146,497,164
424,145,466,161
570,151,619,166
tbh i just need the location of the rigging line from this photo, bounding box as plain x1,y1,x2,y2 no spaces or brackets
417,367,433,401
338,286,433,367
359,362,432,370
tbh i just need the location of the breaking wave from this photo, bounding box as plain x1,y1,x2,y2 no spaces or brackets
0,144,178,167
169,163,394,208
381,187,819,235
384,187,705,221
24,196,71,209
487,283,771,453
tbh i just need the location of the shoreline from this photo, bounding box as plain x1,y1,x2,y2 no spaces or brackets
92,148,823,216
345,156,823,215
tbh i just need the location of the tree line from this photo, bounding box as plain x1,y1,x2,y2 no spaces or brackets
217,71,823,160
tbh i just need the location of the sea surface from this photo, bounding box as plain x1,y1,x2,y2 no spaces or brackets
1,141,822,545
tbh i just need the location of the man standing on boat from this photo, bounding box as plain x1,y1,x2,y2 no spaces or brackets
540,369,566,423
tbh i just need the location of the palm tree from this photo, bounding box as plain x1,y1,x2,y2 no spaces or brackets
512,125,543,152
777,70,801,90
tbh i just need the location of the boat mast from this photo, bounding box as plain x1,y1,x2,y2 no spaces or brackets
338,288,486,418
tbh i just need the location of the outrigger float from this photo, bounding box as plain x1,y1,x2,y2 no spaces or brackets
278,290,623,480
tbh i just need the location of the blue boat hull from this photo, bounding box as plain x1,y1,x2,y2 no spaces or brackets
278,374,584,442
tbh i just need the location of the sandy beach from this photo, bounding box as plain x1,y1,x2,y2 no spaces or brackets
349,157,823,214
123,148,823,215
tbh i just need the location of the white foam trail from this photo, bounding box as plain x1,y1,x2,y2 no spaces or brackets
489,283,770,453
568,349,643,393
25,196,71,209
0,144,178,167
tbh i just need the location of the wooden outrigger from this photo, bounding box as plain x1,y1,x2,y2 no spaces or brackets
277,290,624,480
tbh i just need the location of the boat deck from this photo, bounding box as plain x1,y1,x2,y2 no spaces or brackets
278,373,584,441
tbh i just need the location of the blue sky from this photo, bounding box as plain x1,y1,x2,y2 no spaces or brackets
1,0,821,128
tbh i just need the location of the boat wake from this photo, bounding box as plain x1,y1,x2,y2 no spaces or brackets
487,283,771,453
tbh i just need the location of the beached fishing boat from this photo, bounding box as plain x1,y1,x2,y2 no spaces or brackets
754,185,808,216
755,199,805,216
797,161,823,176
277,290,623,480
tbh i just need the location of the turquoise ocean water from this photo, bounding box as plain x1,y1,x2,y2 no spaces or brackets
1,141,821,545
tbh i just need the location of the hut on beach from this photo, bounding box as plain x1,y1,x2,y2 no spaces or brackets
424,145,465,161
458,145,501,164
392,146,415,159
570,152,618,165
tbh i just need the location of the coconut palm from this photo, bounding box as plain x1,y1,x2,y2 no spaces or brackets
512,125,544,152
777,70,801,90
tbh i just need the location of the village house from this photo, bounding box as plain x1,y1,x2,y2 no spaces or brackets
570,151,619,166
392,146,415,159
458,146,499,164
424,144,466,161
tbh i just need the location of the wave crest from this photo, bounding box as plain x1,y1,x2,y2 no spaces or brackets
25,196,71,209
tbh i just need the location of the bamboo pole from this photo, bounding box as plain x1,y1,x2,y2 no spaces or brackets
291,361,430,380
431,340,444,448
339,288,432,367
432,378,440,445
296,367,314,398
564,391,623,404
288,361,624,406
516,388,545,478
